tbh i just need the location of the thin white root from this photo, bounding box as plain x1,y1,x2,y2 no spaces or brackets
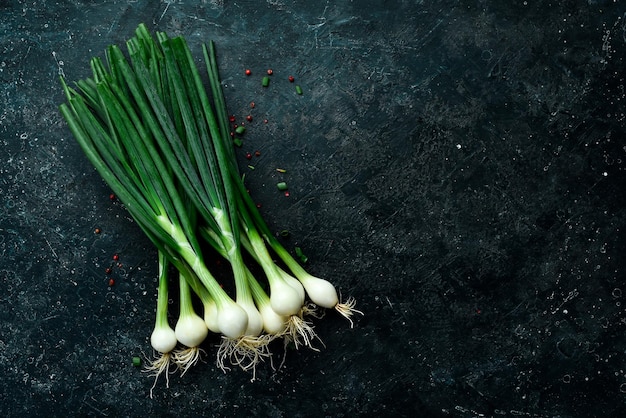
144,352,173,399
216,335,274,381
284,313,324,351
172,346,204,376
276,313,324,370
335,296,363,328
301,302,325,319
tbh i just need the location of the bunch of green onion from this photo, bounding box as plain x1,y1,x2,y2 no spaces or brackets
59,24,361,392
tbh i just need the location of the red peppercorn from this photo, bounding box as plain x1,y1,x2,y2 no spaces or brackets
105,267,112,275
263,119,268,124
229,115,236,123
254,150,261,157
109,193,116,201
288,75,295,82
245,69,251,76
246,115,253,122
245,152,252,160
112,254,119,261
94,228,101,234
256,203,262,208
284,191,290,197
108,278,115,287
267,69,273,75
250,102,255,108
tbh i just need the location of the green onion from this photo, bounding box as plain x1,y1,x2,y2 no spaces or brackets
295,85,303,95
172,272,208,375
144,251,176,397
294,246,308,263
59,23,361,386
262,76,270,87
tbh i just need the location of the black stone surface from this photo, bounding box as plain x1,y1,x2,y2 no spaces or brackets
1,0,626,416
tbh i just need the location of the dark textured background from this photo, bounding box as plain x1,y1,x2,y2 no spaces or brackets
1,0,626,416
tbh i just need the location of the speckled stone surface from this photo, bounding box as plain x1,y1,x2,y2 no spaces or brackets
1,1,625,416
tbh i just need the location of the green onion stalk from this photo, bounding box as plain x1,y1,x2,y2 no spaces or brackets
203,39,362,340
60,34,247,361
213,43,361,324
145,250,177,398
172,271,208,374
151,32,275,366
